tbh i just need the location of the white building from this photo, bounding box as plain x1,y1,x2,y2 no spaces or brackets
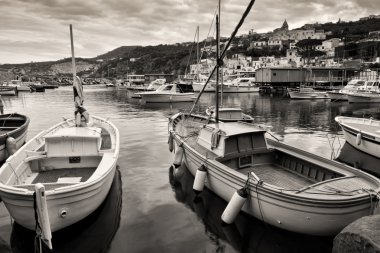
250,41,268,49
316,38,341,57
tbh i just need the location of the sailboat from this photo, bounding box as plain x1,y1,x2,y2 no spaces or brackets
168,0,380,236
0,25,120,249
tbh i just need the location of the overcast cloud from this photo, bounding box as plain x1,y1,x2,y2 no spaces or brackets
0,0,378,64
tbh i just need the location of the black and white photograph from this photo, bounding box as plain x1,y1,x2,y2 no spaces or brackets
0,0,380,252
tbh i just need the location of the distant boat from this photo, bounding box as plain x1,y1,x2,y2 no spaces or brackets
221,77,259,93
127,79,166,98
0,113,29,162
0,86,18,96
137,83,195,103
327,79,366,101
4,80,31,92
335,116,380,158
287,87,329,99
205,106,254,122
29,83,45,92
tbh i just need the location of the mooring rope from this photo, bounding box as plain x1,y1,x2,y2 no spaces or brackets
33,192,43,253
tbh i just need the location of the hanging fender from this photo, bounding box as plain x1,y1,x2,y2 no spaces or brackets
356,132,362,146
193,164,207,194
168,132,174,153
6,137,17,156
173,144,184,168
221,188,248,225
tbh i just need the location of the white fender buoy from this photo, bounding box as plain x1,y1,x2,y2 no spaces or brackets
173,146,184,168
221,188,248,224
193,165,207,194
356,132,362,146
35,183,53,250
168,133,174,153
6,137,17,156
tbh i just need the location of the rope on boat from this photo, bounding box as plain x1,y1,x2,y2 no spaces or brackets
33,192,43,253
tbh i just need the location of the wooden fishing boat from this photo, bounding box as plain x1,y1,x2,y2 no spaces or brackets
169,0,380,237
0,24,120,250
335,116,380,158
0,113,29,162
169,114,380,236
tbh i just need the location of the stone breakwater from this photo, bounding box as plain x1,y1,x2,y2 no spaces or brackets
333,214,380,253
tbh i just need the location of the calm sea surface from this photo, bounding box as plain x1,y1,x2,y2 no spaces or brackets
0,86,379,253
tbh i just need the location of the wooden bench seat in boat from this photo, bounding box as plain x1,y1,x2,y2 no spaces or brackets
220,149,346,190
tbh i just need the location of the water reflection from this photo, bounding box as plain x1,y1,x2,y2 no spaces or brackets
10,167,122,253
169,165,333,253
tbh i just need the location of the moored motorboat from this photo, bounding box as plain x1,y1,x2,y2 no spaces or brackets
221,77,259,93
0,113,29,162
335,116,380,158
137,83,195,103
327,79,366,101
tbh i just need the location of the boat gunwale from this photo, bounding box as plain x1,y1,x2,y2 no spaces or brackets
335,116,380,139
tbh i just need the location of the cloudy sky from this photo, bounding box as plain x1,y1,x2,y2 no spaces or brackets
0,0,378,64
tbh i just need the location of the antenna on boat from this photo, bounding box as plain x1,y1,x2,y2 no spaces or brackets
70,24,88,127
188,0,257,116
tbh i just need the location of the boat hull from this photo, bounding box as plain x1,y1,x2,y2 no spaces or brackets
347,94,380,103
288,91,329,99
0,116,119,232
336,116,380,158
221,85,259,93
0,113,29,162
1,165,116,232
327,91,348,101
192,83,215,92
140,93,195,103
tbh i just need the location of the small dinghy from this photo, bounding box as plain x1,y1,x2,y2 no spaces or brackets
0,113,29,162
0,25,119,250
335,116,380,158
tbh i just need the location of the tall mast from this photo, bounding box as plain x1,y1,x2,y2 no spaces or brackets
196,26,199,81
215,14,220,122
219,0,223,106
70,24,76,83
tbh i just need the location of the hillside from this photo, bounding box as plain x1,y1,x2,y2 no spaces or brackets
1,16,380,81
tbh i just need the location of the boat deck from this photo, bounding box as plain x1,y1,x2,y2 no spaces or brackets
240,164,315,190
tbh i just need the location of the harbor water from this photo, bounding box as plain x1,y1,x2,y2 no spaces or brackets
0,86,379,252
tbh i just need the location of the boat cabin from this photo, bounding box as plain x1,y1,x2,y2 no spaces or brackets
156,83,194,93
197,122,267,159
